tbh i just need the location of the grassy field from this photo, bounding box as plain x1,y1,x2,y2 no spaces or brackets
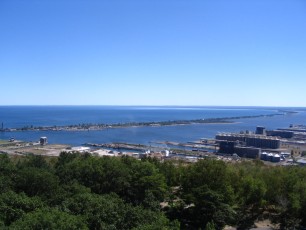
0,140,9,144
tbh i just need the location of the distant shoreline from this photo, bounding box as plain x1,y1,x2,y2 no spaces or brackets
0,112,286,132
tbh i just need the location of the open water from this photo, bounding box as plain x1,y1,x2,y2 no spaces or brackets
0,106,305,146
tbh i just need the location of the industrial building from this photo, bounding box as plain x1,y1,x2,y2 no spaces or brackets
234,146,261,159
256,126,266,135
216,128,282,159
216,133,246,142
216,133,280,149
260,152,281,163
215,125,304,163
218,141,236,154
40,137,48,146
245,136,280,149
266,130,294,139
218,140,261,159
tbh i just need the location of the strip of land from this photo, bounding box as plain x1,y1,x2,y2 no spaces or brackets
0,112,285,132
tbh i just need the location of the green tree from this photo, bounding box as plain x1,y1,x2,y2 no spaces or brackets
10,208,87,230
0,154,15,175
239,176,266,207
61,192,177,230
62,193,126,229
17,154,50,170
180,159,236,228
0,175,13,193
0,191,44,226
14,167,59,198
205,221,216,230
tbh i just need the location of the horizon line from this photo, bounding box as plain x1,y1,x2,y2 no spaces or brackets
0,105,305,108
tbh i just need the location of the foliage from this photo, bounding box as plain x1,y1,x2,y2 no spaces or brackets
0,191,44,225
180,160,237,228
9,208,88,230
14,167,59,198
0,153,305,229
55,153,167,205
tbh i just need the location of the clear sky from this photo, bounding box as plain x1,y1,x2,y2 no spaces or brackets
0,0,305,106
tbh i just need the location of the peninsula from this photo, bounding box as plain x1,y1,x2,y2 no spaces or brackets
0,112,285,132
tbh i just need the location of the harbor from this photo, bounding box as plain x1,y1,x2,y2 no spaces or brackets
2,123,306,167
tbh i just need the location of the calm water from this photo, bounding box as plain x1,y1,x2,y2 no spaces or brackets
0,106,305,146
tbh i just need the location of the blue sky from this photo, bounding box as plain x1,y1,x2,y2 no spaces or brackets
0,0,305,106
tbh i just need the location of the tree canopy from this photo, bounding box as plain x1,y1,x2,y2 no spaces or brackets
0,152,305,229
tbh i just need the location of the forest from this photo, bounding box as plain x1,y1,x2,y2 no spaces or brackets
0,152,305,229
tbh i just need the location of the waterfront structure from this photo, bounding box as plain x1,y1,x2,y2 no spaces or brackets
267,153,274,161
216,133,280,149
218,141,236,154
266,130,294,138
245,136,280,149
260,152,267,160
234,146,261,159
218,140,261,159
272,154,281,162
216,129,284,160
216,133,246,142
256,126,266,135
261,152,282,162
279,127,306,133
40,137,48,146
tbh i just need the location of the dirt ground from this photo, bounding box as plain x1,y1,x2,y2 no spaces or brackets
0,140,70,156
224,219,278,230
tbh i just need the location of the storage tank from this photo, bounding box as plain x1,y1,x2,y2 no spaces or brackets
272,154,281,163
267,153,274,162
260,152,267,160
281,152,291,158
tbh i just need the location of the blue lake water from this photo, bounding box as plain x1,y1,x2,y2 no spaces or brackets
0,106,305,146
